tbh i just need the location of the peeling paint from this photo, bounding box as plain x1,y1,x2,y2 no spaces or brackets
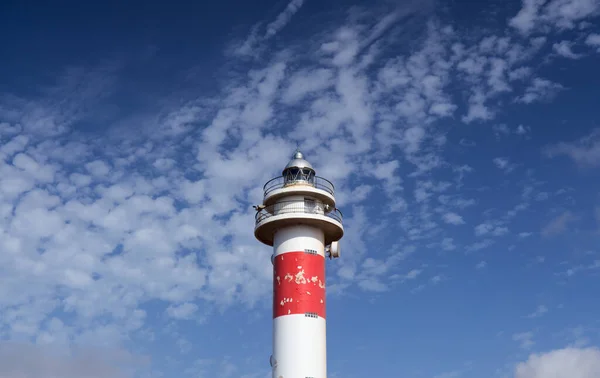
294,269,306,284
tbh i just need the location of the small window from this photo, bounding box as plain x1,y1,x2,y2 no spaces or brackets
304,198,316,213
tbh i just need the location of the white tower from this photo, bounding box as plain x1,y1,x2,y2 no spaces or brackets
254,150,343,378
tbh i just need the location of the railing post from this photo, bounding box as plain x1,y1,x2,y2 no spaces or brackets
263,176,335,197
255,200,343,227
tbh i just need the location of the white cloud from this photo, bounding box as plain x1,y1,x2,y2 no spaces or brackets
513,331,535,350
509,0,546,35
493,124,511,136
441,238,456,251
586,33,600,51
443,212,466,225
510,67,533,81
281,68,335,104
527,305,548,318
516,124,531,135
166,302,199,320
515,347,600,378
553,40,582,58
541,210,579,236
232,0,305,56
462,88,494,123
493,157,514,173
404,269,422,280
474,222,509,237
544,128,600,167
466,239,494,252
510,0,600,35
516,77,564,104
265,0,305,39
85,160,111,177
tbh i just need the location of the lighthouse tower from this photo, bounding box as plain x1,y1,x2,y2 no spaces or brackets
254,149,343,378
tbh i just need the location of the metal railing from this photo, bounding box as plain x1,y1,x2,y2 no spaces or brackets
263,176,335,197
255,200,343,226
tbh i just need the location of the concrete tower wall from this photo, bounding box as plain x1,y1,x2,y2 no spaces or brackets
272,225,327,377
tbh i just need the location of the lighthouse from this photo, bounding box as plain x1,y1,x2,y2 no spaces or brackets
254,149,344,378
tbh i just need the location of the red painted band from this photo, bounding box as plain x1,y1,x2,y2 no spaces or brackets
273,251,326,319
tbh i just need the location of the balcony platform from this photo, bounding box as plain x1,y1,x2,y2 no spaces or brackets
262,176,336,207
254,201,343,246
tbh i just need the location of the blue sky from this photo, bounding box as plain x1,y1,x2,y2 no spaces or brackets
1,0,600,377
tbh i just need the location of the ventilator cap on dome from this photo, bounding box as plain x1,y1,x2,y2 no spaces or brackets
282,149,314,175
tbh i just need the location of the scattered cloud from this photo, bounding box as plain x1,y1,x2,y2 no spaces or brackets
509,0,600,35
474,222,509,237
513,331,535,350
515,347,600,378
265,0,305,39
585,33,600,51
166,303,199,320
493,157,516,173
516,77,564,104
541,211,579,236
1,1,600,377
232,0,306,57
516,124,531,135
553,40,583,58
544,128,600,167
443,212,466,225
527,305,548,318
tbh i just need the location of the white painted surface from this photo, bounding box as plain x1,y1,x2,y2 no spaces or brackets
264,185,336,208
272,314,327,378
274,225,325,257
273,196,325,216
272,225,328,377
